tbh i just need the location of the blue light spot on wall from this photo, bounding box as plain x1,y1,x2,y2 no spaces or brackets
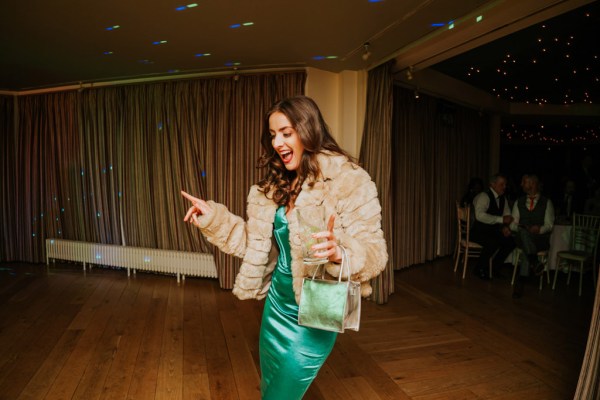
118,192,122,198
201,170,206,178
431,23,445,27
175,5,186,10
230,23,241,29
61,208,65,212
312,56,325,60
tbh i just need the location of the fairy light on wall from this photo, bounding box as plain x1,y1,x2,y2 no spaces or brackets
501,123,600,144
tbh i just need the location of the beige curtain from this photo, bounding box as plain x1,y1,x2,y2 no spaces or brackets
359,61,395,304
0,72,306,289
0,95,16,261
575,276,600,399
391,85,489,268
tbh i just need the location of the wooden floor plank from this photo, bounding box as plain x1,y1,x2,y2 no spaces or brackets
0,272,91,398
42,276,126,400
0,256,594,400
200,283,238,400
17,329,83,400
71,277,144,399
182,279,211,400
125,277,170,400
155,281,185,400
219,309,261,400
100,275,156,400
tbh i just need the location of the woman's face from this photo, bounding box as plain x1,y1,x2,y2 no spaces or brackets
269,111,305,171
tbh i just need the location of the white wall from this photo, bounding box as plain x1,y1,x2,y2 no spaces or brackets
305,67,367,159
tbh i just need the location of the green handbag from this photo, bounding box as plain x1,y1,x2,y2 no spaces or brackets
298,246,361,333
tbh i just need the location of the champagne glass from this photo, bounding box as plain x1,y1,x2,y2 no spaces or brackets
296,206,328,265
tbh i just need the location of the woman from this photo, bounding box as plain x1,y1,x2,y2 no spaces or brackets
182,95,387,399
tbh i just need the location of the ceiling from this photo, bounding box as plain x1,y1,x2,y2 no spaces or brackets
1,0,598,145
432,0,599,106
0,0,492,91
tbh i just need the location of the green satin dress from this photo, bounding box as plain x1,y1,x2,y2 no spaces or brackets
259,206,338,399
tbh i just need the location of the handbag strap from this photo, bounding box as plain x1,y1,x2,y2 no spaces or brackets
309,245,350,283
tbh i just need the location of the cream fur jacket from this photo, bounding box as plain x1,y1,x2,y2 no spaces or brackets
194,152,388,304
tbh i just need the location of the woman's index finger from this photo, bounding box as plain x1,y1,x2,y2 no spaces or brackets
181,190,201,203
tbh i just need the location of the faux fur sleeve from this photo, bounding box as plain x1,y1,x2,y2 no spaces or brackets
326,165,388,286
194,201,247,259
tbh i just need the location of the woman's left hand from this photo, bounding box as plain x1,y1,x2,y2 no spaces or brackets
311,214,342,263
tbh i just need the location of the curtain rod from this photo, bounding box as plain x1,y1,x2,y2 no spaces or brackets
0,66,306,96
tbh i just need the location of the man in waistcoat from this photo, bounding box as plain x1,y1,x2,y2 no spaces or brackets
471,174,516,280
510,175,555,298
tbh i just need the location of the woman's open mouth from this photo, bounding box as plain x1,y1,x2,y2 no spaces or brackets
280,150,293,164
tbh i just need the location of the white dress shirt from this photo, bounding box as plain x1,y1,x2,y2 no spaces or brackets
510,194,555,234
473,188,511,225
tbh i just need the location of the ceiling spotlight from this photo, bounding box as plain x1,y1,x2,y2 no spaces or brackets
414,88,420,99
406,66,414,80
362,42,371,61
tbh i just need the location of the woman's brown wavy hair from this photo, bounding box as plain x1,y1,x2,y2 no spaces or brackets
257,95,353,206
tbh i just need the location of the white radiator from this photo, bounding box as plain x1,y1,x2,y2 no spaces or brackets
45,239,217,281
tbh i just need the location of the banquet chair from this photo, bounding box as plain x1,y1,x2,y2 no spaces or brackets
552,213,600,296
511,248,550,290
453,202,492,279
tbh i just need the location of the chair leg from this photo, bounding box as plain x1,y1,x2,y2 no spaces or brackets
579,261,583,296
511,249,521,286
552,255,561,290
539,255,548,291
453,249,460,272
462,248,469,279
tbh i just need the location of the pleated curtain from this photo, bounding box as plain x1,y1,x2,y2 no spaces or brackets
0,72,306,289
359,61,395,304
359,62,490,303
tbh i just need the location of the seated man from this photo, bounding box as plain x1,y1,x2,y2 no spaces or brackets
510,174,555,298
471,174,516,280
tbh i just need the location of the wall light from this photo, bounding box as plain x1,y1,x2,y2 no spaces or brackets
362,42,371,61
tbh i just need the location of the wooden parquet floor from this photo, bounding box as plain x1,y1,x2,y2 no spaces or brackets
0,258,594,400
